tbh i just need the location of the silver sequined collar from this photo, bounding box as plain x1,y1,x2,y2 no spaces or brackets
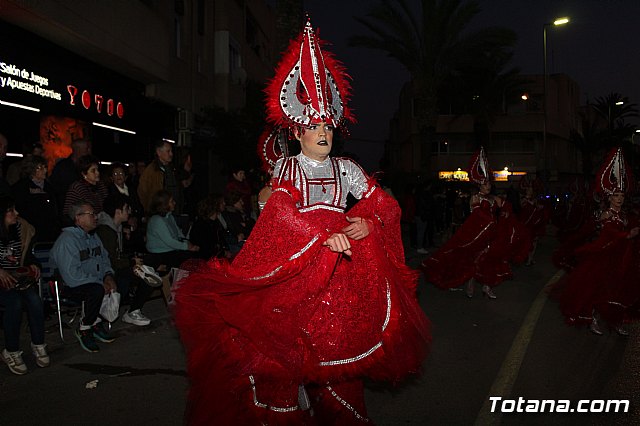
297,153,331,168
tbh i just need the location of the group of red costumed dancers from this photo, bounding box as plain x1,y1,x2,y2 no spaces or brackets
171,18,639,425
424,145,640,338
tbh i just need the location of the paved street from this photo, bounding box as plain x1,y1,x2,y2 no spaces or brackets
1,231,638,425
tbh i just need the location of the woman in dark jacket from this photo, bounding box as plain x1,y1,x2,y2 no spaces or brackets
190,194,229,260
11,155,61,242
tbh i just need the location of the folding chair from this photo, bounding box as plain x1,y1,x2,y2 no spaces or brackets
33,242,84,342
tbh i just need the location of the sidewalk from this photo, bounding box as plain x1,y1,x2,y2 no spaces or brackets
1,293,187,426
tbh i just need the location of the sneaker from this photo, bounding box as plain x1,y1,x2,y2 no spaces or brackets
75,329,100,353
122,309,151,326
589,318,603,336
1,349,28,375
133,265,163,287
31,343,50,368
615,325,630,336
92,322,116,343
416,248,430,255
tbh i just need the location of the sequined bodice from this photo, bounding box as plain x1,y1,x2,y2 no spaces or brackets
471,194,496,213
603,208,628,228
273,154,369,212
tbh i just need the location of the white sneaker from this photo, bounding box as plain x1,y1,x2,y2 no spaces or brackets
2,349,28,375
31,343,50,368
133,265,163,287
122,309,151,326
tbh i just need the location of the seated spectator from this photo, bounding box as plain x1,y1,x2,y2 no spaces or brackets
0,195,47,375
190,194,229,260
146,190,199,269
97,194,154,326
225,166,253,217
11,155,61,242
220,192,255,256
6,142,44,186
107,163,143,220
51,200,117,353
63,155,108,217
107,162,145,252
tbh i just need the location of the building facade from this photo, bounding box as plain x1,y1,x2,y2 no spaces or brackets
0,0,279,167
386,73,584,190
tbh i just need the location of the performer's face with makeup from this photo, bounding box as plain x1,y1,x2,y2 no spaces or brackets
297,122,334,162
479,182,492,195
609,192,624,209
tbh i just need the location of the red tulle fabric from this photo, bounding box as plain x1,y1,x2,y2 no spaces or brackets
173,184,430,425
492,200,533,265
556,194,590,241
518,198,549,238
552,216,597,271
550,213,640,327
422,197,514,288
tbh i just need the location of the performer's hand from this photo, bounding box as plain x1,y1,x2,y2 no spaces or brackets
628,227,639,239
324,233,352,256
342,216,370,241
494,196,504,207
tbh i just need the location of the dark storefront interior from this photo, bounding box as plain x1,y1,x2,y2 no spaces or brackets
1,21,176,166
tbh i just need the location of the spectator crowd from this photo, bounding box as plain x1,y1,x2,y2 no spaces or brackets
0,133,259,375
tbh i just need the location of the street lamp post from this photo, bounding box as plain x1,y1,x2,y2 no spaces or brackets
542,17,569,186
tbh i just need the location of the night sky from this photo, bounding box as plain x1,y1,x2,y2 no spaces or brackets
302,0,640,168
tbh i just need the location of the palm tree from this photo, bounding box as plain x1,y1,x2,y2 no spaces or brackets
440,48,527,148
569,111,601,178
349,0,518,166
591,92,638,140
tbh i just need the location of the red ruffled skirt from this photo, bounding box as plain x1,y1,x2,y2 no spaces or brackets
173,188,430,425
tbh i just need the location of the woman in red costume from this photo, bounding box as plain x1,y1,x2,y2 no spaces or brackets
422,148,513,299
551,148,640,335
173,19,430,425
517,176,549,266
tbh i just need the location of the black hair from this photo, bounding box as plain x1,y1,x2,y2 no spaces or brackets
103,193,128,218
77,154,101,175
0,195,17,242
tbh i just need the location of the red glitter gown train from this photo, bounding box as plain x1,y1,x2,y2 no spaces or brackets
552,208,640,327
173,182,430,425
550,148,640,330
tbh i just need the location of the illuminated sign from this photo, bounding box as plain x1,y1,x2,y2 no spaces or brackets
439,170,469,181
494,170,527,182
1,59,125,119
0,61,62,101
439,170,527,182
67,85,124,118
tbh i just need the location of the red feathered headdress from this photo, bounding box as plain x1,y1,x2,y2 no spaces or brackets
257,125,289,173
468,147,492,184
595,147,633,195
264,17,354,130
